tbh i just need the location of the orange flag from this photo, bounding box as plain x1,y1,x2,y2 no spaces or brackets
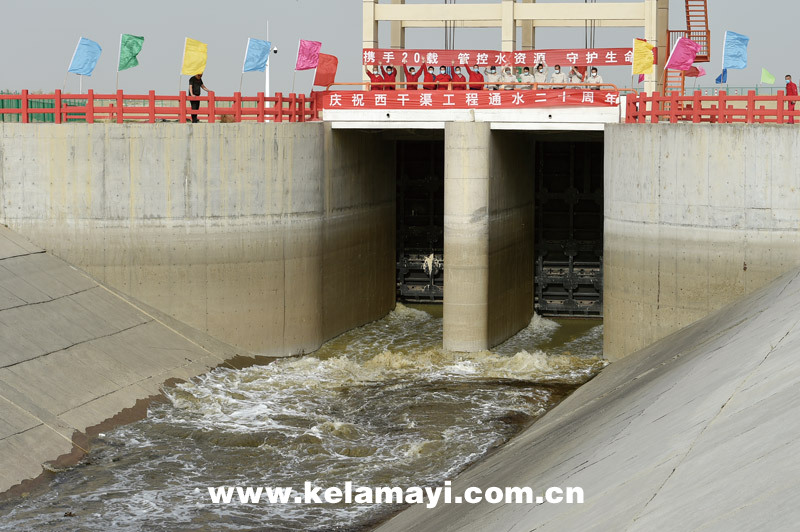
314,53,338,87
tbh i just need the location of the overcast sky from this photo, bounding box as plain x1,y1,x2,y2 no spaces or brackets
0,1,784,95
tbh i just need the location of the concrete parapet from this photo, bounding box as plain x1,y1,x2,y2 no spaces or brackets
604,124,800,360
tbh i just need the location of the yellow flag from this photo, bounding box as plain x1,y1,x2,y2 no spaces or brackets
632,39,655,75
181,38,207,75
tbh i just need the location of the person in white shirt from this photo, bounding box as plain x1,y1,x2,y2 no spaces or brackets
550,64,567,89
500,66,517,90
568,66,583,86
483,66,501,90
533,62,548,86
519,66,535,89
588,67,603,89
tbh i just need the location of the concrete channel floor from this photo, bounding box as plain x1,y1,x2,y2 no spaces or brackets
0,227,241,494
377,268,800,531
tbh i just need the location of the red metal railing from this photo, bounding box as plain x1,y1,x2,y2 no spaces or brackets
626,90,800,124
0,90,319,123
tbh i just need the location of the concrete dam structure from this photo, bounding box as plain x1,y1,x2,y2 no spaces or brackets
2,122,800,359
3,119,800,519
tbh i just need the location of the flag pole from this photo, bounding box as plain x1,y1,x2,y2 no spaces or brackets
311,65,318,95
240,38,249,93
291,39,300,93
79,75,82,94
265,20,270,97
179,38,186,94
116,33,122,92
64,38,81,92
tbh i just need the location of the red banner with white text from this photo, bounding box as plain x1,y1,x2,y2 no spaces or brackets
321,89,621,110
363,48,645,67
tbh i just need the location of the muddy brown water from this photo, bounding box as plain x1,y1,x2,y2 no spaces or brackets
0,304,604,531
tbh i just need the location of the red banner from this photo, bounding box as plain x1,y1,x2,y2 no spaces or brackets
321,89,620,110
363,48,638,67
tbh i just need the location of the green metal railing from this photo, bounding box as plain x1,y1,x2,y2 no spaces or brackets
0,91,86,122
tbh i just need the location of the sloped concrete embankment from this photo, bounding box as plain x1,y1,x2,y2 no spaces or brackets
0,227,244,495
378,267,800,531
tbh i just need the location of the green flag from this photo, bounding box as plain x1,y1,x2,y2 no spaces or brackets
761,67,775,85
118,34,144,71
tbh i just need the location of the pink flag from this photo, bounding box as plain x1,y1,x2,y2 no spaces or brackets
295,39,322,71
665,38,701,71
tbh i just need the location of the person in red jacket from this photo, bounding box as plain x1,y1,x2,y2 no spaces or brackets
451,62,467,90
423,64,436,90
381,63,397,90
786,74,798,124
435,66,452,90
467,64,485,90
403,62,422,90
365,65,384,91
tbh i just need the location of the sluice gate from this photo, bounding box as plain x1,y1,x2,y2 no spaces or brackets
395,139,445,302
393,133,604,317
535,139,604,316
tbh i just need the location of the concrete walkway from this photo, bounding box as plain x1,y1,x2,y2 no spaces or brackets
378,268,800,531
0,227,242,494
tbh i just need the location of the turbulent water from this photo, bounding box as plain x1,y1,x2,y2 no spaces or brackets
1,305,604,532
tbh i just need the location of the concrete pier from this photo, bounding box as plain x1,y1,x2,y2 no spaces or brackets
379,266,800,531
443,123,534,351
604,124,800,360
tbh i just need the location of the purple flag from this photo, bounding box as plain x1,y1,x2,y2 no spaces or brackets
295,39,322,71
665,38,701,71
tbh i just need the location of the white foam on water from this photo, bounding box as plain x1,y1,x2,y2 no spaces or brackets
1,305,604,532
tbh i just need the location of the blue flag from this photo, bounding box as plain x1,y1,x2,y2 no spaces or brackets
68,37,102,76
715,69,728,84
243,38,271,72
722,31,749,70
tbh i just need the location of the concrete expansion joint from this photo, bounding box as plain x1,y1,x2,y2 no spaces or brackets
0,320,151,372
0,285,96,325
0,250,45,262
89,281,230,367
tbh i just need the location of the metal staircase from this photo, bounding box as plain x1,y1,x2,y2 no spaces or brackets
664,0,710,96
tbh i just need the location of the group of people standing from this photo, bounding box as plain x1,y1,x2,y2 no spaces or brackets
365,62,604,90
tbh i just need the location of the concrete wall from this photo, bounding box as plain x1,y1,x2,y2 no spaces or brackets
379,265,800,532
322,127,396,340
0,227,239,495
0,123,395,356
488,131,535,346
604,124,800,360
443,123,534,351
